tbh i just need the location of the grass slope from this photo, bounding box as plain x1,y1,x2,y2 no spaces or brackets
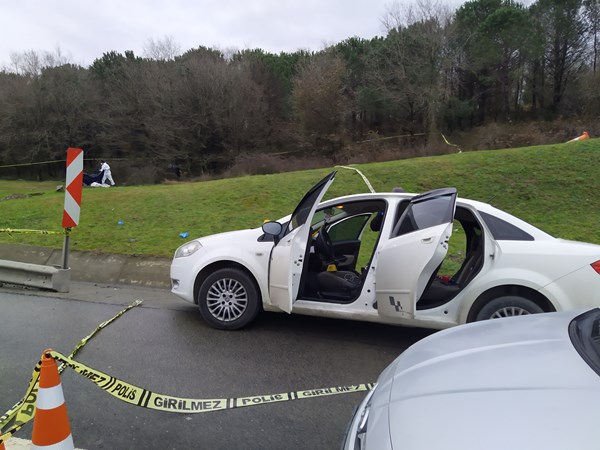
0,139,598,258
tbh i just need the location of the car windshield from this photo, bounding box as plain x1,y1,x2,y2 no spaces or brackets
569,308,600,377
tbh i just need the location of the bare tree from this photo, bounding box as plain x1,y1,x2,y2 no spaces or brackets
8,47,72,76
143,36,181,61
291,51,349,154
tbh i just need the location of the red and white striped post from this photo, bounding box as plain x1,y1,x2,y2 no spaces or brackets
61,148,83,269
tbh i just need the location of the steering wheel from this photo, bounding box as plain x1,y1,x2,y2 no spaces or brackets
315,226,336,265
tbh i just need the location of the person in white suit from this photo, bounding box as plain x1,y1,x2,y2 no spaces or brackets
100,160,115,186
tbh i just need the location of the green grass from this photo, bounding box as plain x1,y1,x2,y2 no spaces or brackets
1,139,598,258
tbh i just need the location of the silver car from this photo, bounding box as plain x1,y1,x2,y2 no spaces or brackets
343,309,600,450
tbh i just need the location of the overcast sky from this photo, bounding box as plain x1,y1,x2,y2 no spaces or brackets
0,0,468,69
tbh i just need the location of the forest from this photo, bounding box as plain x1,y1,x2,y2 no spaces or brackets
0,0,598,183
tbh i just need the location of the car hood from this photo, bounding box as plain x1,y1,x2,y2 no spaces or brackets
195,227,265,246
379,311,600,449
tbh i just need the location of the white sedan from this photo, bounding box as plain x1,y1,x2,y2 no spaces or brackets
170,171,600,330
342,308,600,450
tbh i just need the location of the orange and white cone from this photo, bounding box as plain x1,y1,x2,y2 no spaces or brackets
567,131,590,142
31,350,74,450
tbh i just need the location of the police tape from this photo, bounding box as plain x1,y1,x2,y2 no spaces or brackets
441,133,462,153
49,349,374,414
0,300,144,444
0,299,374,444
335,166,375,193
0,228,64,235
0,157,131,169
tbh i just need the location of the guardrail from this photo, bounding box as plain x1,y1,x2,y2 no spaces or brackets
0,259,70,292
0,147,83,293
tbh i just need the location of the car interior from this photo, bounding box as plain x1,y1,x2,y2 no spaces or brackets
298,200,485,309
299,200,386,303
417,207,485,309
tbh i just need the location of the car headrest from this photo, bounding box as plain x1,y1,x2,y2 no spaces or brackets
370,212,384,231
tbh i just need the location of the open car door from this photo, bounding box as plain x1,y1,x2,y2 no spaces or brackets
376,188,457,321
267,171,336,312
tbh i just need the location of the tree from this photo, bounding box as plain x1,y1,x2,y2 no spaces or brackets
584,0,600,72
532,0,588,112
455,0,541,122
371,0,453,143
290,51,348,154
6,47,71,76
143,36,181,61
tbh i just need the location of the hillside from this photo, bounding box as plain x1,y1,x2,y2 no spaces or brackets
0,139,598,258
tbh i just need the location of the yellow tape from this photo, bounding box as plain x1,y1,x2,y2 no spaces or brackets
335,165,376,193
0,228,63,236
0,299,373,444
0,160,67,169
356,132,426,144
441,133,462,153
50,349,373,413
0,157,130,169
0,360,41,443
0,300,143,444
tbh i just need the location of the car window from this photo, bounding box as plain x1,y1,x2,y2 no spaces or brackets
311,206,347,229
327,214,371,242
312,200,387,232
393,190,456,237
569,309,600,377
288,172,335,233
479,211,534,241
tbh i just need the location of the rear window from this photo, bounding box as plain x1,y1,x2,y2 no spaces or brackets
479,211,534,241
569,309,600,377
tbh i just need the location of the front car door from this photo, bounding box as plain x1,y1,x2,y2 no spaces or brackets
376,188,457,321
267,171,336,312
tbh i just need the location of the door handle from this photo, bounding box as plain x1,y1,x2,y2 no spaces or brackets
421,237,435,244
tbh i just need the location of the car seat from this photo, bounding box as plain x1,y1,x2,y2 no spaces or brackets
316,270,361,301
315,217,379,301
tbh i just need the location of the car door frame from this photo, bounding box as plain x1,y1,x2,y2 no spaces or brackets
266,171,336,312
375,188,457,322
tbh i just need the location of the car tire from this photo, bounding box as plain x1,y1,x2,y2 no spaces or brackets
197,268,261,330
475,296,544,321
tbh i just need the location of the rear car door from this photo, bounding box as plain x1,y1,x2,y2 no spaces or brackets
376,188,457,321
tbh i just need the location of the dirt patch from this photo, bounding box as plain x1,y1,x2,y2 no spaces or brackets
1,192,44,201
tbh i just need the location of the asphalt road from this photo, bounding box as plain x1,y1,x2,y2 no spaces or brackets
0,288,435,449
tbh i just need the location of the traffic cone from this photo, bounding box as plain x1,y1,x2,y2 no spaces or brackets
567,131,590,142
31,349,74,450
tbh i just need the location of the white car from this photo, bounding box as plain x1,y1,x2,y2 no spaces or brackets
170,171,600,330
342,308,600,450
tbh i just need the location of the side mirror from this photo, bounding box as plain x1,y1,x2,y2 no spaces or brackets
262,221,283,244
262,221,283,236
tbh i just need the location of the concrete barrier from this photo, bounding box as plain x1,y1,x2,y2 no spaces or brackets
0,243,171,288
0,259,71,292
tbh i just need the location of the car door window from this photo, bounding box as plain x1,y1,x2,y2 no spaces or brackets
327,214,370,241
311,206,347,230
288,172,336,233
392,189,456,238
